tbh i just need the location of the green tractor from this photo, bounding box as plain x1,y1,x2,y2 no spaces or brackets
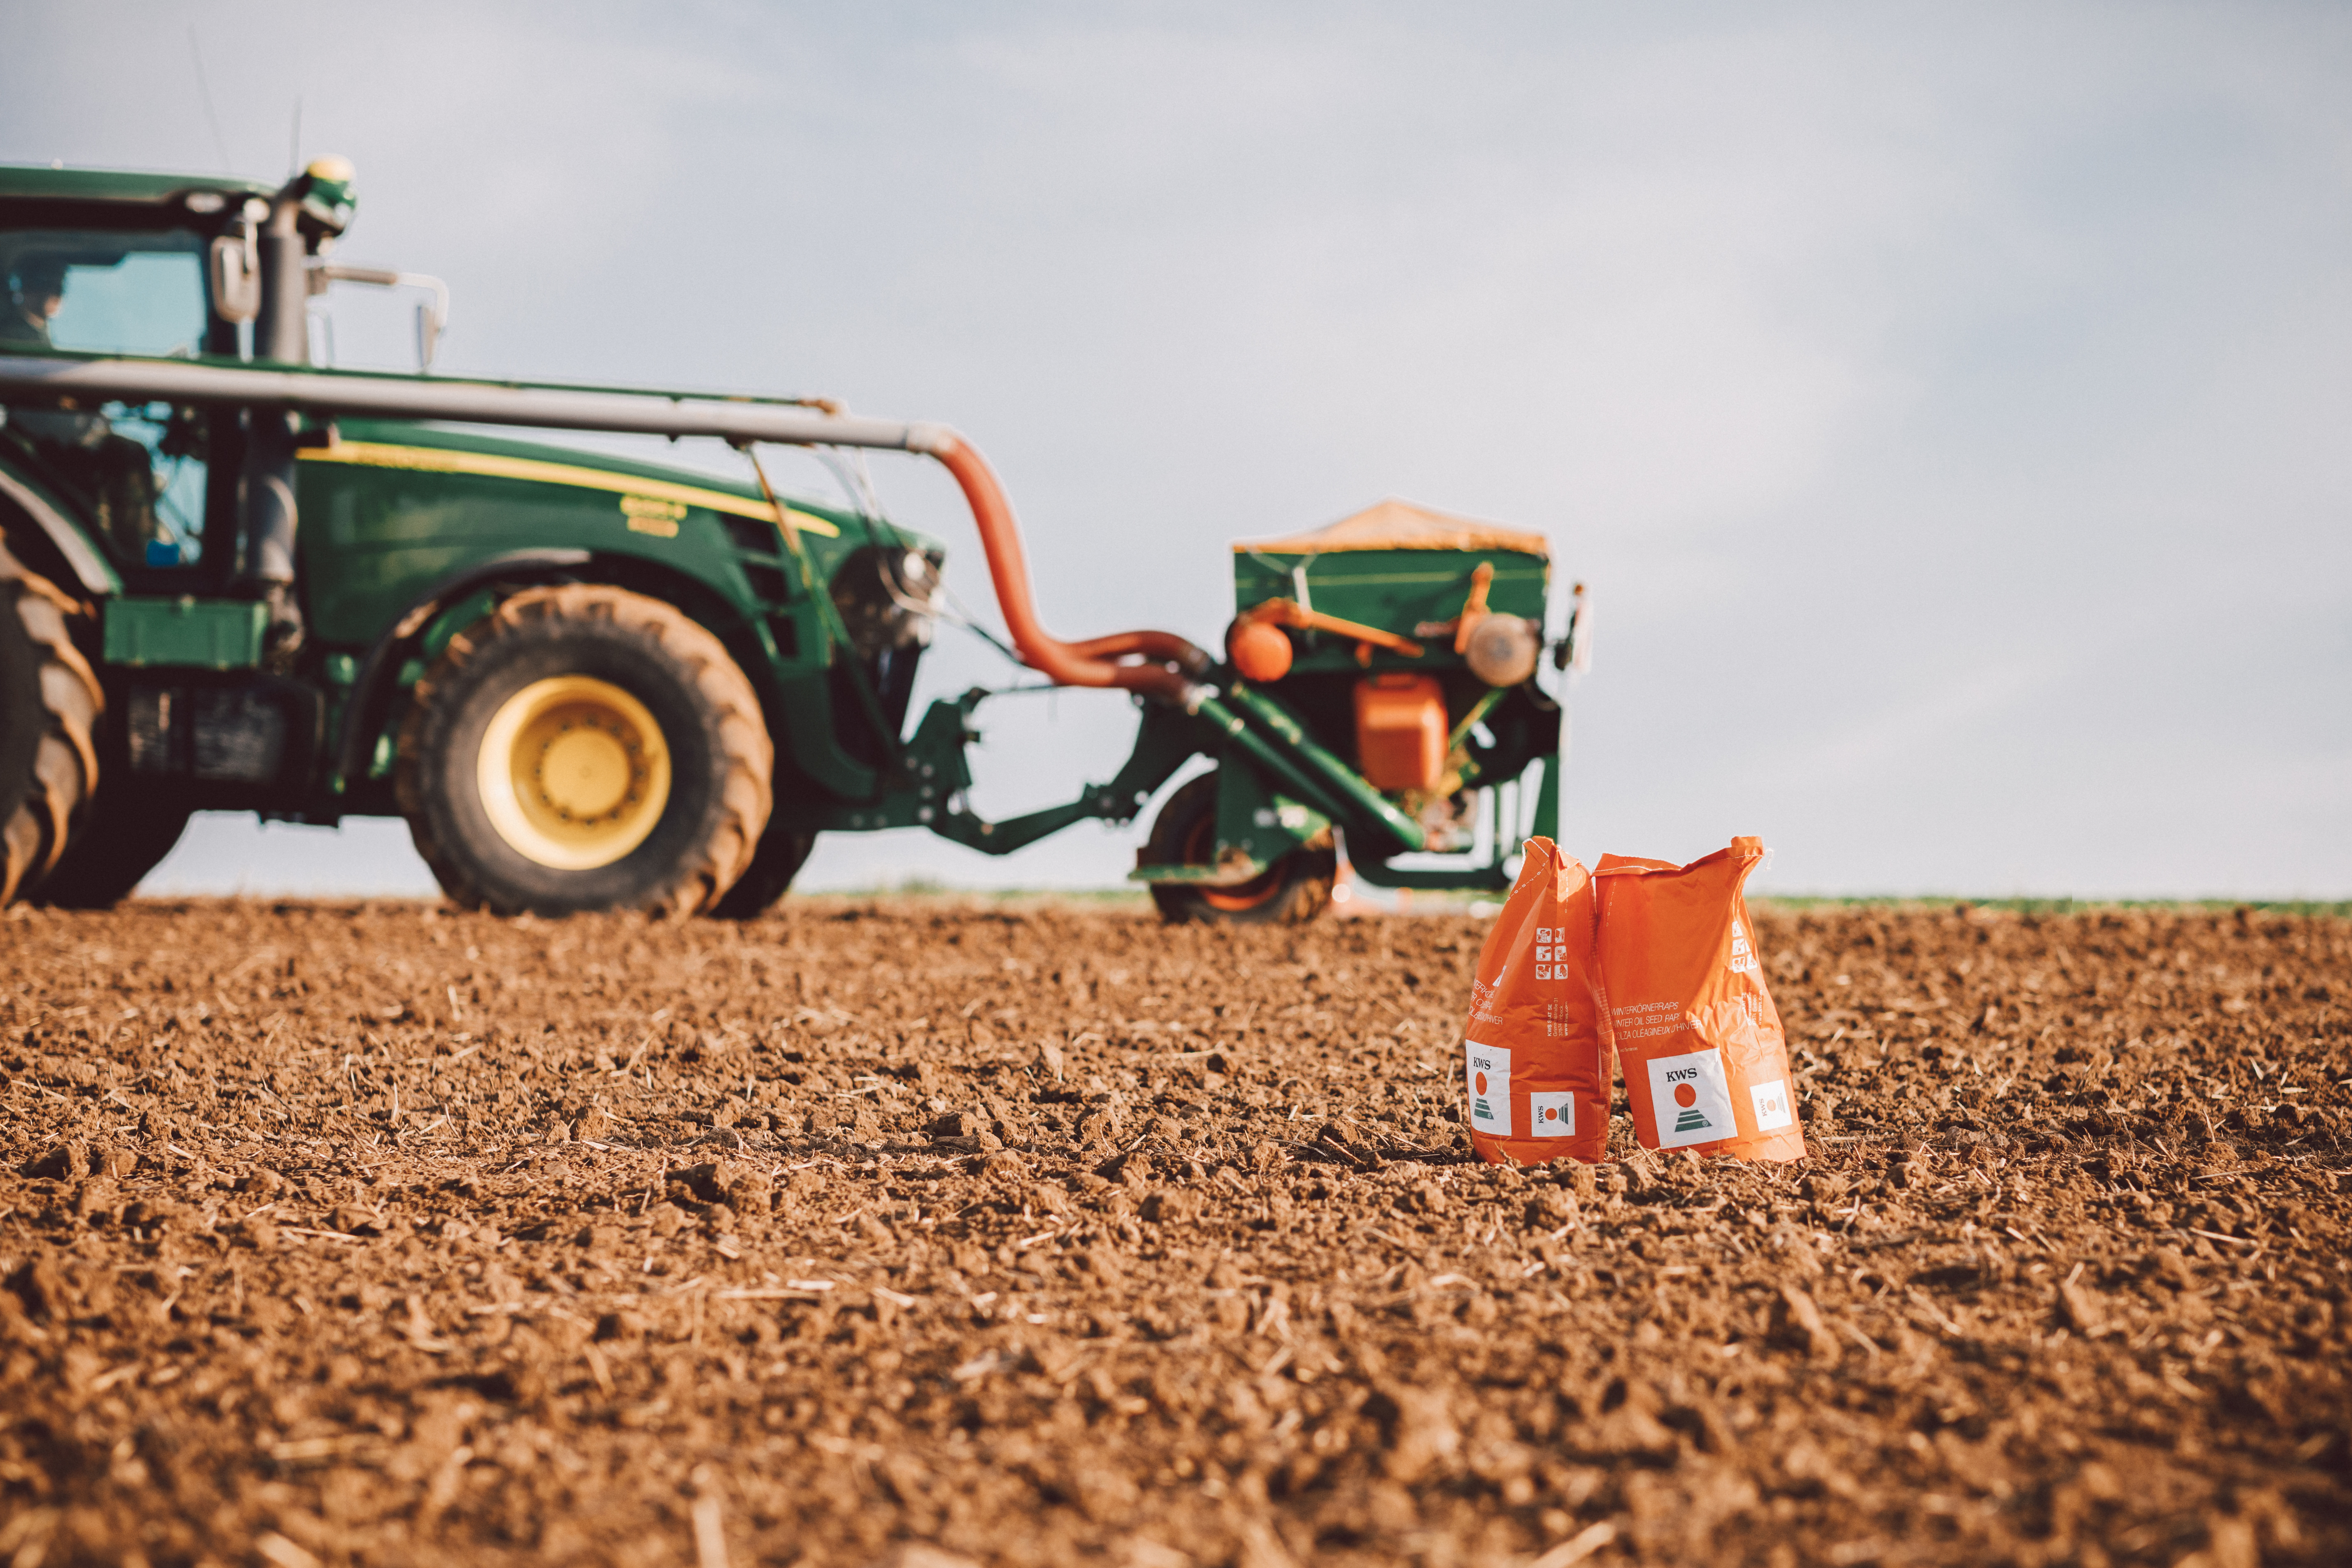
0,159,1583,921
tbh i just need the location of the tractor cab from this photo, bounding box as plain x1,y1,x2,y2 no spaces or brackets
0,161,447,590
0,171,263,576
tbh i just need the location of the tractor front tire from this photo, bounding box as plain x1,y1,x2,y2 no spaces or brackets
0,538,100,906
396,586,773,917
1144,771,1334,925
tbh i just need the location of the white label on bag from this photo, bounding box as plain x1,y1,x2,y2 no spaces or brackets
1466,1040,1511,1136
1646,1048,1736,1149
1529,1091,1575,1137
1749,1078,1794,1132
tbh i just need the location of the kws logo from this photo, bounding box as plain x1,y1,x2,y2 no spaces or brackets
1643,1048,1736,1151
1465,1040,1513,1137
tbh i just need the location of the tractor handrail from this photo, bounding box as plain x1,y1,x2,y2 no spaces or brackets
0,352,1208,702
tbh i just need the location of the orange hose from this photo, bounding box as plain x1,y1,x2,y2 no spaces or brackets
1067,630,1207,665
928,435,1207,702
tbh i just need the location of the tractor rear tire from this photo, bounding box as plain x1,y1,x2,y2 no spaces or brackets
708,825,817,919
31,789,189,908
0,538,101,906
396,585,772,917
1144,771,1334,925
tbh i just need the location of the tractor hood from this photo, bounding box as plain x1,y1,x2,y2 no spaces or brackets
310,419,929,552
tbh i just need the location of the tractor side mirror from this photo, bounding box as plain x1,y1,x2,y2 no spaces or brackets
306,263,450,373
209,229,260,323
415,290,445,373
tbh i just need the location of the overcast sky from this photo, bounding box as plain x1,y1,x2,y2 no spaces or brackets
7,2,2348,899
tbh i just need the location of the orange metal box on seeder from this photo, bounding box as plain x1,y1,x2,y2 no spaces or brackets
1353,673,1448,792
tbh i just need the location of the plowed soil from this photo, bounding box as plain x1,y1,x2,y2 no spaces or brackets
2,898,2347,1568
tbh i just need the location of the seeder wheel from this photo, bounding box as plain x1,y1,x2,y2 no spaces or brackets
1144,771,1334,925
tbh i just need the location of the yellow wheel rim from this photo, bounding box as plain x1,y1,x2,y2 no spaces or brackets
477,676,671,870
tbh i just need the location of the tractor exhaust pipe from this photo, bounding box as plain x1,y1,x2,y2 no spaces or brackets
235,169,320,651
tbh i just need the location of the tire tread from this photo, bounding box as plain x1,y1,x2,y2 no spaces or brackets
0,539,100,904
396,584,772,917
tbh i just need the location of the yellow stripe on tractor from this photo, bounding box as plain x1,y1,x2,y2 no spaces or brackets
297,441,841,536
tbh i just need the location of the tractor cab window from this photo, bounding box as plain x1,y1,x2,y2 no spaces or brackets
2,231,213,565
1,230,208,359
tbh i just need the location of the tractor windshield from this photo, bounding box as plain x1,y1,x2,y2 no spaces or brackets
1,230,208,359
1,229,214,566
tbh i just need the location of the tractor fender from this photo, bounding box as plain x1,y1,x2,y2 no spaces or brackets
0,461,118,597
333,548,591,787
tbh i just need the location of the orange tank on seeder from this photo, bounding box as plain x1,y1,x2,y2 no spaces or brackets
1353,673,1449,792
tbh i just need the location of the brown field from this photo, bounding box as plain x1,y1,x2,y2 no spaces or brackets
0,898,2347,1568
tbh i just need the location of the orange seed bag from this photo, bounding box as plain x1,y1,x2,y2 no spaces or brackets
1593,837,1805,1162
1459,837,1609,1165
